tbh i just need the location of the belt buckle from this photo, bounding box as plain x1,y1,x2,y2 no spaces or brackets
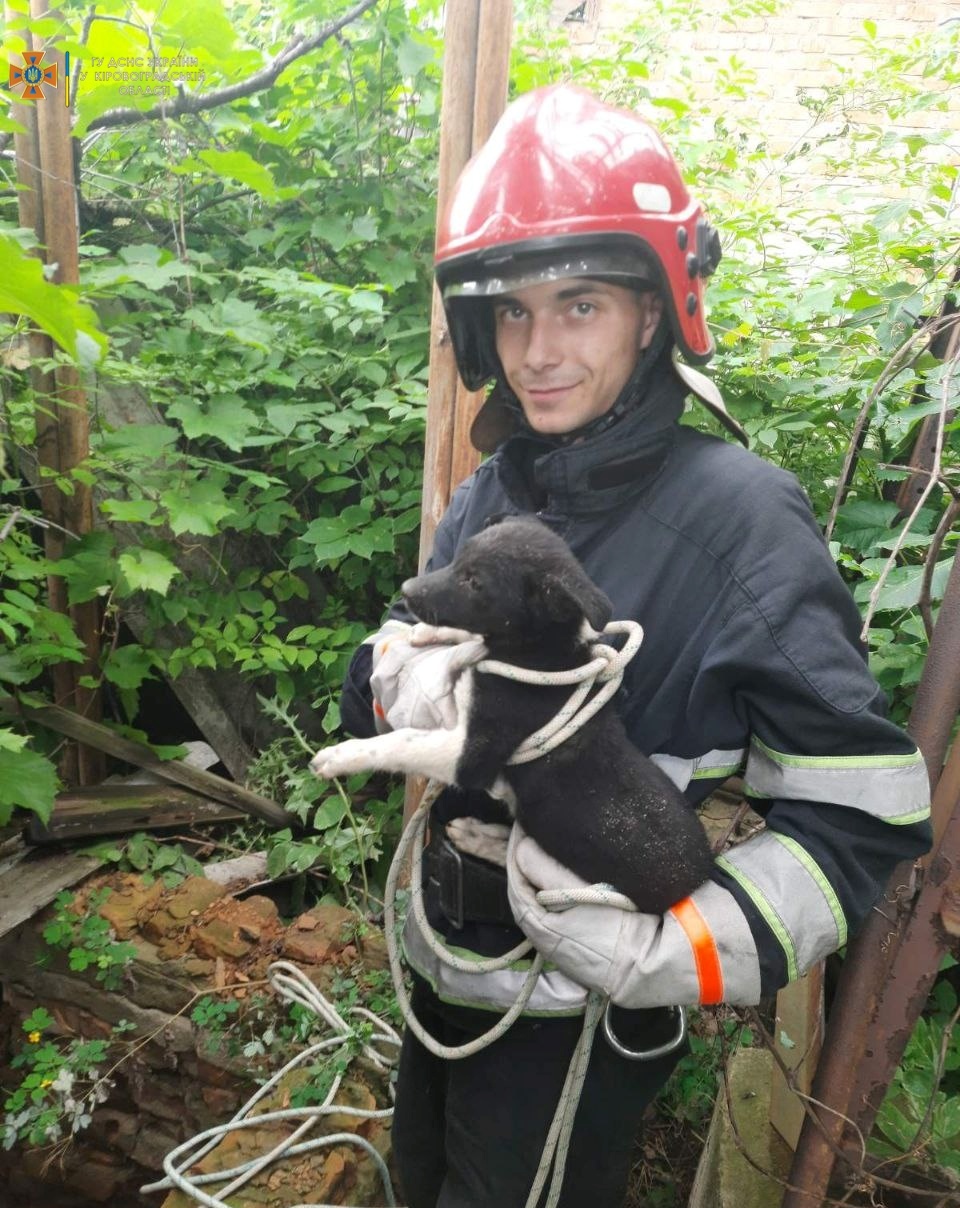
434,834,465,930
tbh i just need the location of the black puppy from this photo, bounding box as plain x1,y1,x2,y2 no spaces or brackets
312,516,714,913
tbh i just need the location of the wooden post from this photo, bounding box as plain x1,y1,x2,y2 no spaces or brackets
418,0,514,565
406,0,512,823
13,3,104,783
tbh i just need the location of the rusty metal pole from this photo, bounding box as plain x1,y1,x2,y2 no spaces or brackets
406,0,512,823
24,2,103,783
784,540,960,1205
849,793,960,1144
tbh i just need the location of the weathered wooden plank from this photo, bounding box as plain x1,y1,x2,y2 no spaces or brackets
26,784,244,844
0,845,103,940
0,699,293,829
770,963,825,1150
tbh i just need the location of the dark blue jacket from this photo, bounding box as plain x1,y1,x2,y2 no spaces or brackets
342,374,931,996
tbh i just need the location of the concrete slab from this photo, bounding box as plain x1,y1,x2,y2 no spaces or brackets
688,1046,794,1208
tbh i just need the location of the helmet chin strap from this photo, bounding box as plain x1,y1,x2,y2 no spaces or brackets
498,317,674,448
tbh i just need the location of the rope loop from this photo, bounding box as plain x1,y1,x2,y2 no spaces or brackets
474,619,644,765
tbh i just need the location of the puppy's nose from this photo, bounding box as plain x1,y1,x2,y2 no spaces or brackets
401,577,419,600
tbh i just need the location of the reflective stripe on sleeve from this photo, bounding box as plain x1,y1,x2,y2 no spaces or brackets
401,912,589,1017
691,748,747,781
716,829,846,983
744,737,930,822
669,896,724,1004
650,747,746,791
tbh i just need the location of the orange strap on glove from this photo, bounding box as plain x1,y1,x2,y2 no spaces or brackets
506,828,761,1009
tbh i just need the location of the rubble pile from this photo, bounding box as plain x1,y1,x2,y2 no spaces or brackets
0,872,394,1207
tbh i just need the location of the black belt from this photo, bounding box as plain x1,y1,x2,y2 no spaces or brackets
426,827,514,930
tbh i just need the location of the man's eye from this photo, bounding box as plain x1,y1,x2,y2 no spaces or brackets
496,305,525,322
573,301,596,316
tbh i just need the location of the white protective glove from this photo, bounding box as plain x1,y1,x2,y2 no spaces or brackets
367,620,486,733
506,827,762,1009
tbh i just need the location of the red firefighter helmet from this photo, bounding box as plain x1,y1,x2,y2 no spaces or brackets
435,84,721,394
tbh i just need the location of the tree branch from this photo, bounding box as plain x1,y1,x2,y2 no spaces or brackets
918,493,960,639
86,0,382,131
859,315,960,640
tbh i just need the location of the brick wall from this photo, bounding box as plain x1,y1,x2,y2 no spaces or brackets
552,0,960,168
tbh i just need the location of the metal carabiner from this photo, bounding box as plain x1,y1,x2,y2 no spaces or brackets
602,1001,687,1062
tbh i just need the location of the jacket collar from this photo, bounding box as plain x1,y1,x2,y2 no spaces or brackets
498,370,686,516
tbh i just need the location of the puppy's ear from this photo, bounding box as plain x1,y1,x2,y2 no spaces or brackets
540,569,612,631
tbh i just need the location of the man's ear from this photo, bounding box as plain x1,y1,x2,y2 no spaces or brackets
540,570,612,631
638,292,664,350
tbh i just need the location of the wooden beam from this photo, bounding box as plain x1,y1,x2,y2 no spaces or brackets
1,698,292,829
26,784,244,844
408,0,512,824
419,0,514,566
0,847,104,941
9,3,104,784
6,4,81,783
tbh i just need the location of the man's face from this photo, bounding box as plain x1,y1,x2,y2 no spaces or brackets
492,278,663,438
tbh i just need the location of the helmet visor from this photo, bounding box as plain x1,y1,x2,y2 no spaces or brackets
441,246,659,300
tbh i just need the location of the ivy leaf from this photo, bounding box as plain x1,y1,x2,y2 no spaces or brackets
160,0,236,57
833,501,899,554
0,747,59,825
168,393,258,451
103,646,155,691
855,559,953,612
397,35,434,78
0,728,28,753
99,498,160,524
185,297,274,348
160,480,235,536
265,403,322,437
117,548,181,595
347,290,384,315
115,244,194,289
97,424,179,461
58,532,118,605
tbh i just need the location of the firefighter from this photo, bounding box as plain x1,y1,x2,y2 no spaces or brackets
339,84,931,1208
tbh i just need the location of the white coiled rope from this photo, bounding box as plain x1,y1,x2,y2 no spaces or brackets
147,622,646,1208
140,961,401,1208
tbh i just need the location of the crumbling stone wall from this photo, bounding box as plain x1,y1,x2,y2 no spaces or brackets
0,873,393,1207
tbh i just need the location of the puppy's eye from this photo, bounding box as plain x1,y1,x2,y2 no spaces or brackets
461,573,482,592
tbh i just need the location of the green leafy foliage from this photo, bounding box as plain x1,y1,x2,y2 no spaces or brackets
0,233,106,362
871,976,960,1176
1,0,441,820
250,695,403,908
2,896,140,1149
40,889,137,991
85,832,205,887
3,1020,117,1149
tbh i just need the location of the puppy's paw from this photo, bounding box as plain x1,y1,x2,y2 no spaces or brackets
410,622,481,647
310,739,375,779
446,816,512,867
